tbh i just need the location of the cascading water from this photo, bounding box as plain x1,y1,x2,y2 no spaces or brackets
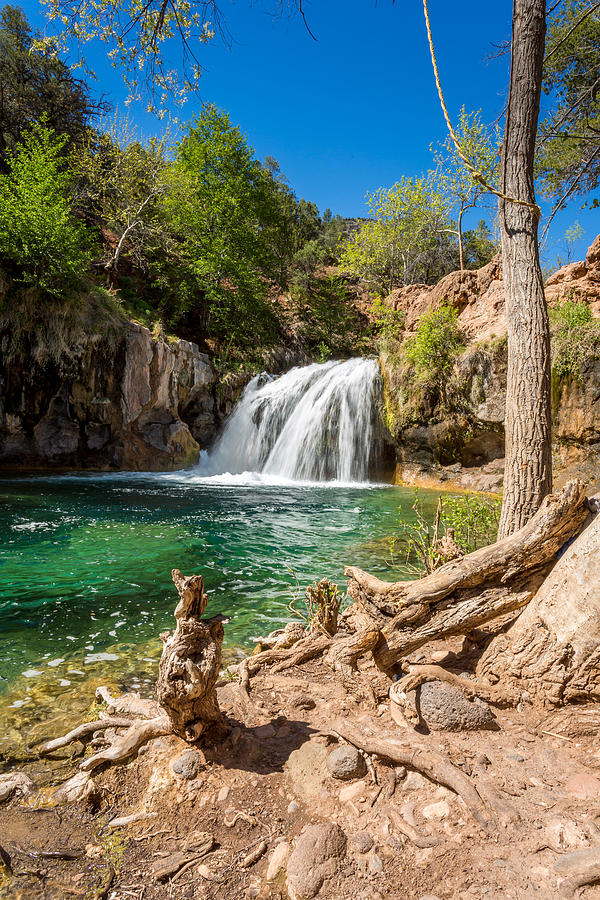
201,358,382,482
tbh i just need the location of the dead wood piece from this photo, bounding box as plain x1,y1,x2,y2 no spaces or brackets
330,719,493,830
95,687,157,719
240,840,267,868
345,481,588,671
223,811,257,827
80,716,171,772
38,718,133,754
152,834,214,881
156,569,227,739
325,626,380,680
106,811,157,830
555,847,600,897
238,632,330,703
386,806,439,849
392,665,519,708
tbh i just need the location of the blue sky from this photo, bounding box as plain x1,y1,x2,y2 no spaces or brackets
22,0,599,265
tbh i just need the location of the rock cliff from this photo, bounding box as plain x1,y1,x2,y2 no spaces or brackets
381,234,600,491
0,314,217,470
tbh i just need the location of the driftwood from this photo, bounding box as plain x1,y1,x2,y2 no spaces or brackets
39,570,226,777
157,569,227,739
343,480,588,671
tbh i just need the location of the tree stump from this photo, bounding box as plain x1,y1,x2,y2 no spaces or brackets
477,501,600,705
156,569,226,740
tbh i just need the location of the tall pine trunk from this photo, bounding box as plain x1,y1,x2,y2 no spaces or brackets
497,0,552,539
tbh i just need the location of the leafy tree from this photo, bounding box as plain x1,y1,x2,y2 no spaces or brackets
402,303,464,403
462,220,498,269
0,5,107,165
538,0,600,206
338,176,452,293
432,108,500,269
164,105,280,343
0,121,96,296
73,119,169,279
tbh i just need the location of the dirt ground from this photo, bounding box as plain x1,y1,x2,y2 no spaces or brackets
2,639,600,900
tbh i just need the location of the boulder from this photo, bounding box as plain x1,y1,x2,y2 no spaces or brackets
171,750,204,780
408,680,497,732
286,823,347,900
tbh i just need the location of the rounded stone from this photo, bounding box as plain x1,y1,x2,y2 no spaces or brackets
326,746,367,781
171,750,203,780
352,831,374,854
287,823,347,900
411,680,498,732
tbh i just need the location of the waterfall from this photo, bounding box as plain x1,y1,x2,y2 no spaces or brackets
201,358,382,483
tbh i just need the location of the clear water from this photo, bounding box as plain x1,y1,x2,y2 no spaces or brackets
0,471,441,704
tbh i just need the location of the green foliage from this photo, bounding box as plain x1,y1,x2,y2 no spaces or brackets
370,297,406,344
432,108,500,268
390,492,501,576
538,0,600,203
550,297,600,378
0,121,96,297
0,5,105,165
462,220,498,269
402,304,465,398
338,176,452,293
441,494,501,555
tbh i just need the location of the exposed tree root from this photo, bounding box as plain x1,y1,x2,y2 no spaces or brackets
80,716,172,772
330,718,496,830
391,665,520,709
238,632,330,703
555,847,600,897
385,805,439,848
38,717,134,754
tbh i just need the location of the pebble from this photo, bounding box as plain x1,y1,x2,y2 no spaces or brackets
422,799,450,820
326,746,367,781
339,781,366,803
352,831,374,854
368,853,384,874
254,724,277,739
266,841,291,881
171,750,203,780
217,785,230,803
403,771,428,791
507,752,525,763
288,800,300,813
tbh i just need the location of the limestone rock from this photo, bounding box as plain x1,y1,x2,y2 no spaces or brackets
326,745,367,781
286,823,347,900
351,831,374,854
409,680,497,732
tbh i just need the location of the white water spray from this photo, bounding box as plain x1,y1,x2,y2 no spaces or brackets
201,358,382,483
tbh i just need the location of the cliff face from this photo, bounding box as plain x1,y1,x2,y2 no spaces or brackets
381,234,600,491
0,317,217,471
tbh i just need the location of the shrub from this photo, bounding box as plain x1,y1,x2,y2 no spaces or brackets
0,121,96,298
550,298,600,378
402,303,465,401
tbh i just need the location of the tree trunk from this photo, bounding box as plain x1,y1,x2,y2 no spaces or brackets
156,569,225,740
497,0,551,539
478,501,600,704
343,481,587,672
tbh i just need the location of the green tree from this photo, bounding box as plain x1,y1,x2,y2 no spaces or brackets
432,107,500,270
462,220,498,269
73,118,169,280
0,5,106,165
538,0,600,205
0,121,96,296
164,105,280,343
338,176,452,293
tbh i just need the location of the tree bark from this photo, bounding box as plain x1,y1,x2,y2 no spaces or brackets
478,501,600,704
498,0,551,539
344,480,587,671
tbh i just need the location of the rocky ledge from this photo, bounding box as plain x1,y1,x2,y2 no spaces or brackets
0,319,217,471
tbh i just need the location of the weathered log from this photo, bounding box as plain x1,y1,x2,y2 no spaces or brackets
156,569,227,740
344,481,588,671
478,500,600,705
